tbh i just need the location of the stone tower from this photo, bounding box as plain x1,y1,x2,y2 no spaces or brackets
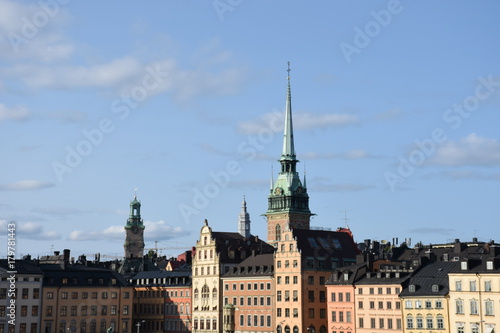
123,194,145,258
238,196,251,238
266,63,312,244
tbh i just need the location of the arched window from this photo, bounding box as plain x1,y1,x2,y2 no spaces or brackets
285,325,291,333
308,325,316,333
276,224,282,241
277,325,282,333
202,285,210,299
193,319,198,330
80,319,87,333
293,326,299,333
319,326,326,333
212,317,217,330
194,288,199,299
179,303,184,314
186,303,190,314
100,319,106,333
212,287,217,299
206,318,211,330
90,320,96,333
200,319,205,330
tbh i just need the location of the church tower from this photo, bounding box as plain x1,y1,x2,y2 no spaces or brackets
266,63,312,244
238,196,251,238
123,194,145,258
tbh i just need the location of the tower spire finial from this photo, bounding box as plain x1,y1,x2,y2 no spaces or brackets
282,61,296,161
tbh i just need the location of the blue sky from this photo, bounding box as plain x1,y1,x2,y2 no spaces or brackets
1,0,499,259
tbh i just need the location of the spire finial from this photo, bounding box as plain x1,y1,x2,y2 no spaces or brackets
287,61,291,80
281,61,296,160
134,187,138,199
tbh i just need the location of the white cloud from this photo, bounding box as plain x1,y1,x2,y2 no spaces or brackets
0,180,55,191
0,220,60,240
0,103,31,122
238,111,359,135
0,0,74,62
69,220,186,242
430,133,500,167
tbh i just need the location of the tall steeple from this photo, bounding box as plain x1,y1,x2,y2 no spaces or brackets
238,196,251,238
265,63,312,244
124,192,145,258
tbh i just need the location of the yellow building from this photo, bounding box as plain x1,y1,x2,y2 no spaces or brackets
400,262,459,333
448,258,499,333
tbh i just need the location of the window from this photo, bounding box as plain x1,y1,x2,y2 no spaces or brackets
102,292,108,299
432,284,439,292
111,306,117,315
369,288,374,294
331,293,336,302
308,291,314,302
370,318,376,329
332,311,336,322
388,319,393,329
293,290,298,302
338,293,343,302
277,291,282,302
415,300,422,309
416,316,423,329
358,288,363,294
308,276,314,285
277,308,282,317
308,308,314,319
320,309,326,319
346,311,351,323
369,301,375,309
406,317,413,329
61,292,68,299
31,306,38,316
378,301,383,309
386,287,391,294
277,261,282,268
345,292,350,302
81,306,87,316
437,317,444,329
293,276,298,284
60,306,67,316
285,276,290,284
485,299,494,315
456,280,462,291
358,301,363,309
46,291,53,299
33,288,39,299
358,318,364,328
21,306,27,316
485,280,492,292
285,308,290,318
378,287,383,294
267,283,271,290
387,301,392,309
379,318,384,329
421,316,431,330
277,276,282,284
470,299,478,314
470,280,477,291
456,299,464,314
409,285,415,292
240,315,244,326
396,301,401,309
435,300,443,309
101,306,107,315
425,300,432,309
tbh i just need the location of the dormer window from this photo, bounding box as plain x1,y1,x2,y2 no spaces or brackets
486,260,494,270
461,261,468,270
409,284,416,292
432,284,439,292
343,273,349,281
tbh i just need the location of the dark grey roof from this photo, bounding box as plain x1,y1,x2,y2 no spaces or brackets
211,232,275,263
222,253,274,277
399,262,459,297
40,264,130,287
0,260,43,275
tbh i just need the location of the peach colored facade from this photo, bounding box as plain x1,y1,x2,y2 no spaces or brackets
222,276,274,333
355,281,403,333
326,284,356,333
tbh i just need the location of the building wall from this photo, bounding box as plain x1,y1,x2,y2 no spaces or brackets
326,284,355,333
40,286,133,333
448,271,499,333
192,224,222,333
356,282,404,333
0,272,43,333
222,276,274,333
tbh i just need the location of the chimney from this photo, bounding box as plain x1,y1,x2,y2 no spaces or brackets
63,249,70,263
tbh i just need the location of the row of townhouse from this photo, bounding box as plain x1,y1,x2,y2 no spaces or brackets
326,256,500,333
1,257,133,333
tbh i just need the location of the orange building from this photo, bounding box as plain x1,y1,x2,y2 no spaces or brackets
221,254,274,333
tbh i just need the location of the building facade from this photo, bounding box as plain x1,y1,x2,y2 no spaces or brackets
221,254,274,333
0,260,43,333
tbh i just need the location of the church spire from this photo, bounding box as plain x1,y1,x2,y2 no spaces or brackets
238,196,251,238
281,61,296,162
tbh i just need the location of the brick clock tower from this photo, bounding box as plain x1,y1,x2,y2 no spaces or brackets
124,194,145,258
266,63,313,245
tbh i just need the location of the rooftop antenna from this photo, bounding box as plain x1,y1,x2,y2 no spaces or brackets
340,210,350,229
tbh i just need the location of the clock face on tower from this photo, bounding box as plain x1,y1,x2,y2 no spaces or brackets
274,187,283,195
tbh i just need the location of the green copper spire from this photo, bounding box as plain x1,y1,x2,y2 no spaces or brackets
281,61,296,162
